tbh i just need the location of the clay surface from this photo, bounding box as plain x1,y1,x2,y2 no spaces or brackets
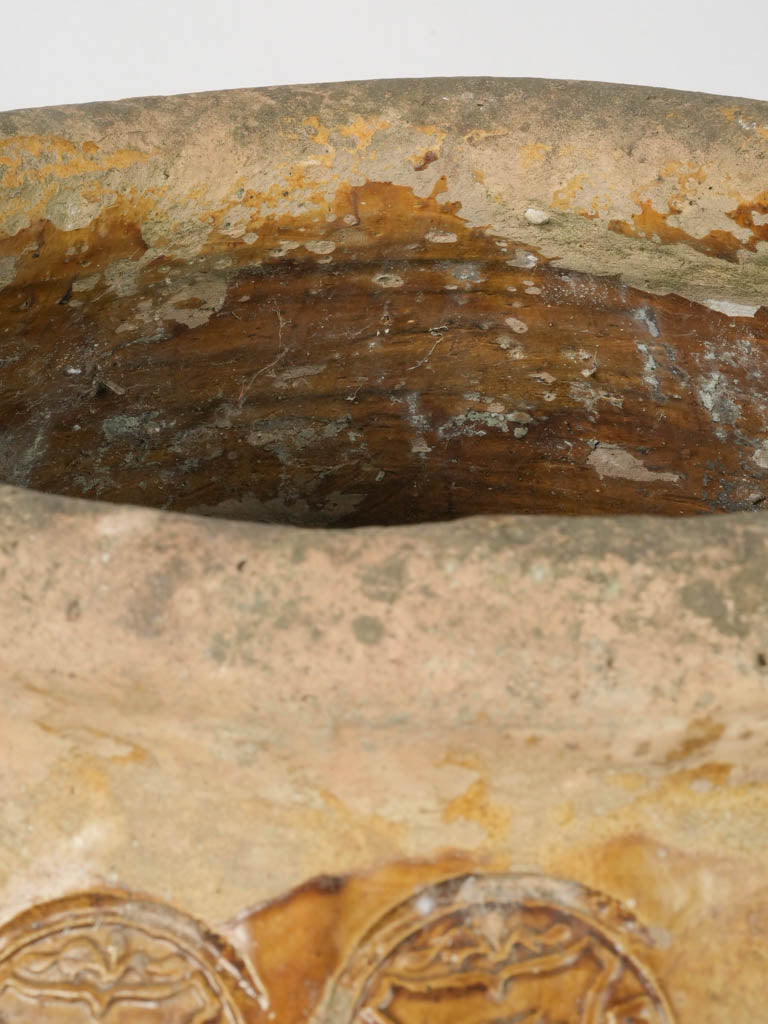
1,78,768,1022
1,486,768,1020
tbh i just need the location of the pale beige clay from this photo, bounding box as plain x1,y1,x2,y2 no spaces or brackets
0,78,767,1022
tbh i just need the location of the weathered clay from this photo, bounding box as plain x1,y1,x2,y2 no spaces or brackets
1,78,768,1022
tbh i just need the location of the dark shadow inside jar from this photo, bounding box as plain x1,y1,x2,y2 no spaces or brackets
1,180,767,526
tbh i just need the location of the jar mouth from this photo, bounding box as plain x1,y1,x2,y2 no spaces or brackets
2,192,767,528
1,83,767,528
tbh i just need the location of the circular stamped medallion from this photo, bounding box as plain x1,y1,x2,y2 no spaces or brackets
320,873,674,1024
0,891,267,1023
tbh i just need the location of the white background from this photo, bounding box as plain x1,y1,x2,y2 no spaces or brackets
1,0,766,112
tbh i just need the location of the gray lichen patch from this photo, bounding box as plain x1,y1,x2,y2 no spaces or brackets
71,273,101,293
373,273,405,289
43,187,109,232
0,414,50,486
697,372,742,425
359,555,409,604
351,614,385,645
160,276,229,330
140,213,213,261
268,240,301,258
104,258,144,298
0,256,17,291
246,415,357,466
274,364,327,386
505,251,538,270
438,409,535,439
219,203,255,238
101,412,167,442
680,577,748,638
304,239,336,255
494,335,525,358
635,341,665,402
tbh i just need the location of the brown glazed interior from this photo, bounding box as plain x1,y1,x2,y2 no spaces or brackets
1,80,767,526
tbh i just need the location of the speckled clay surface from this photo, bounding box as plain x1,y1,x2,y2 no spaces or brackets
1,78,768,1021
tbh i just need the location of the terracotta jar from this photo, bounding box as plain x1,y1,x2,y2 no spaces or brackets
0,77,767,1022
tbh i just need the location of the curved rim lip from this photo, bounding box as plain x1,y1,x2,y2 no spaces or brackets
2,73,767,116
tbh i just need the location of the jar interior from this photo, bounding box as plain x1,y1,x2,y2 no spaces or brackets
1,180,767,526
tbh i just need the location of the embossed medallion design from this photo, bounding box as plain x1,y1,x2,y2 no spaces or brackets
0,892,267,1022
318,874,674,1024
